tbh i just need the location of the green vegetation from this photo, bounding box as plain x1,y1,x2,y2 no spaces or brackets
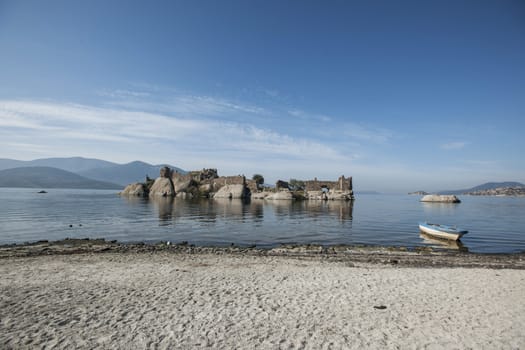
289,179,305,191
252,174,264,190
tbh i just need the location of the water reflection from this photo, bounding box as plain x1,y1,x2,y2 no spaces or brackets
421,202,461,215
127,197,354,227
249,200,264,223
419,233,468,252
304,201,354,222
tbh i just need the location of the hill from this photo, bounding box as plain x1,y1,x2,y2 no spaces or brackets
0,167,123,189
0,157,186,186
0,157,116,172
77,161,186,186
438,182,525,195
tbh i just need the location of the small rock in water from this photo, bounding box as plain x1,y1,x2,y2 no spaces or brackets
373,305,387,310
37,190,47,194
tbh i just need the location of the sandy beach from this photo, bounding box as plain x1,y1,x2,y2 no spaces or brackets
1,244,524,349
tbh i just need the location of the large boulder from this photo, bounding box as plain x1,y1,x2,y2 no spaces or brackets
213,184,248,199
326,191,354,200
306,191,327,200
420,194,461,203
173,178,196,192
149,177,175,197
252,191,271,199
266,190,294,200
120,183,147,197
307,190,354,200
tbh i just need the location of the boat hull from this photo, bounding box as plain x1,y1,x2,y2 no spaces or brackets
418,223,467,241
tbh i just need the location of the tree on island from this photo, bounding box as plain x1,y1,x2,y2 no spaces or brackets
289,178,305,191
252,174,264,191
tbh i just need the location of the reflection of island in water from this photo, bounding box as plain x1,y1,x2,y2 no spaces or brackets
151,197,174,225
421,202,461,215
303,200,354,222
136,197,354,226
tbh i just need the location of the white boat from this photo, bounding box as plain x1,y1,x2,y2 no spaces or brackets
418,222,468,241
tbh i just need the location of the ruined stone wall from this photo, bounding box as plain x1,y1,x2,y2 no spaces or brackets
171,169,253,195
304,176,352,192
200,175,249,192
171,171,192,182
245,179,258,193
276,180,290,190
159,166,172,178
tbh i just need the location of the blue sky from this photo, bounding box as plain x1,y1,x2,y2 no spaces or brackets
0,0,524,192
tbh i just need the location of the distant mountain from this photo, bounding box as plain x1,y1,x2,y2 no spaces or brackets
439,182,525,195
0,158,26,170
0,167,123,189
0,157,116,172
77,161,186,186
0,157,186,186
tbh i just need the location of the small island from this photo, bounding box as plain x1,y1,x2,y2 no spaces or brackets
420,194,461,203
408,191,428,195
120,166,355,201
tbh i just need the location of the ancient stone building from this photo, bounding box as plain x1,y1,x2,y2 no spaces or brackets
304,176,353,192
303,175,354,200
171,168,254,197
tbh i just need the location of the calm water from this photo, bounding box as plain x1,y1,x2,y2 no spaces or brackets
1,188,524,253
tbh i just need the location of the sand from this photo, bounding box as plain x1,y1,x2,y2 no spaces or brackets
1,251,524,349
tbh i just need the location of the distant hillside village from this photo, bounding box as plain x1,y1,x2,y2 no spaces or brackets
121,167,354,201
409,183,525,197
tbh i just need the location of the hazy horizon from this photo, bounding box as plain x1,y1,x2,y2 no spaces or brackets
1,1,524,193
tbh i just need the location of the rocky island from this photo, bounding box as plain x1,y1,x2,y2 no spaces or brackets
120,167,355,201
420,194,461,203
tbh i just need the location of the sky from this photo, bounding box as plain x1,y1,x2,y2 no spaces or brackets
0,0,524,192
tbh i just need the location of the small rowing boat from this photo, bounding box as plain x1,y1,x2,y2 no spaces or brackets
418,222,468,241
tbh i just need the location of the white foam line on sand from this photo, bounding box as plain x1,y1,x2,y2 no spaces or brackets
1,253,524,349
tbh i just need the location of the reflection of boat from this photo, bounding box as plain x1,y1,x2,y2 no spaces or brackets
418,222,468,241
419,233,468,251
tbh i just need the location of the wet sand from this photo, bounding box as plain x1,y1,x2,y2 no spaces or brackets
1,240,524,349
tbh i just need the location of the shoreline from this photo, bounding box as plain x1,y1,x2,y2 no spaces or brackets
2,238,525,269
1,245,524,348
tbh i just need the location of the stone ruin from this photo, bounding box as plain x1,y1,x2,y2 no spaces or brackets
159,166,172,178
120,166,354,201
304,175,354,200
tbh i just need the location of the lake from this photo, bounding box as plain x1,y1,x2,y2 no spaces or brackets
0,188,524,253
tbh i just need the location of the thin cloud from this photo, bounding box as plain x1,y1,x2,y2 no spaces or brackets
343,123,393,144
103,87,266,119
0,100,350,176
441,141,467,150
288,109,332,123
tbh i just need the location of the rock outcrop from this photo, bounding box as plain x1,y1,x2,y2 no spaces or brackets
148,166,175,197
149,177,175,197
420,194,461,203
265,190,294,200
120,183,147,197
251,191,271,199
213,184,249,199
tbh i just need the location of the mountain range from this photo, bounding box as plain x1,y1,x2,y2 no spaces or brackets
0,167,122,189
0,157,186,189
